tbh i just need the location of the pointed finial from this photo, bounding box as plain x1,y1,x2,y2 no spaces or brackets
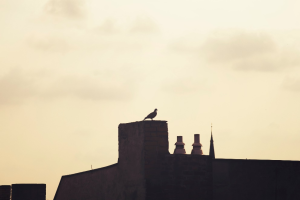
209,123,215,158
210,123,213,141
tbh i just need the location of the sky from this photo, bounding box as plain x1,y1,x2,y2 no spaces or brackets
1,0,300,199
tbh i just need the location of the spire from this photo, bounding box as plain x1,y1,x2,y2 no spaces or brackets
209,123,215,159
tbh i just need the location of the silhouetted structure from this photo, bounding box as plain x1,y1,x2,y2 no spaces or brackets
0,184,46,200
191,134,203,155
174,136,186,154
11,184,46,200
54,121,300,200
0,185,11,200
209,126,215,159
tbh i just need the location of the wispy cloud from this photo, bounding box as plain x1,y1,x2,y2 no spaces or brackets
161,77,207,94
44,0,86,19
0,68,38,104
282,77,300,92
202,32,276,63
94,19,119,35
169,31,300,72
0,68,136,105
28,35,69,53
233,49,300,72
42,75,135,101
130,16,159,34
202,32,300,72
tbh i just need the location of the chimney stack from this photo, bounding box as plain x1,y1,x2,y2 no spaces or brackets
174,136,186,154
191,134,203,155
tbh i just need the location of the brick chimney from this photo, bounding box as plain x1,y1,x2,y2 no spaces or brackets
118,120,169,196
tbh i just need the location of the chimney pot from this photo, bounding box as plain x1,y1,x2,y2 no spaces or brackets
174,136,186,154
191,134,203,155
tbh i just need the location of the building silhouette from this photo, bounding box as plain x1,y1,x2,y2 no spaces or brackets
54,120,300,200
0,184,46,200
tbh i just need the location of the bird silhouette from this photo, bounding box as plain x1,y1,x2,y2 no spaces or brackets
143,109,157,121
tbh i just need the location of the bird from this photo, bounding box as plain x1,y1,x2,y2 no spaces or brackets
143,109,157,121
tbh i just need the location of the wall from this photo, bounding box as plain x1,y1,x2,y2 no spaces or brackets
0,185,11,200
118,121,148,200
142,121,169,200
11,184,46,200
54,164,122,200
160,155,213,200
213,159,300,200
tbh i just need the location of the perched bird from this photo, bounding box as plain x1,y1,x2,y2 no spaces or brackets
143,109,157,121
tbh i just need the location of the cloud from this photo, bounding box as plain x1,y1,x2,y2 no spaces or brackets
170,31,300,72
44,0,86,19
202,32,300,72
0,69,38,104
28,35,69,52
92,17,159,36
94,19,119,35
282,77,300,92
233,50,300,72
42,75,134,101
130,16,159,34
202,32,276,63
161,77,206,94
0,68,135,105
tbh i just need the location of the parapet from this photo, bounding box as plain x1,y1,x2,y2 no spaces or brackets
11,184,46,200
0,184,46,200
0,185,11,200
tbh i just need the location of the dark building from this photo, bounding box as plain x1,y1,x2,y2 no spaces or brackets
54,121,300,200
0,184,46,200
0,185,11,200
11,184,46,200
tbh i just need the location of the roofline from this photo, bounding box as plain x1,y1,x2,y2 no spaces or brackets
62,163,118,177
214,158,300,162
54,163,118,200
119,120,168,125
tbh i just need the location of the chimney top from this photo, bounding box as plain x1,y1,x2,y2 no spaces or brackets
191,134,203,155
174,136,186,154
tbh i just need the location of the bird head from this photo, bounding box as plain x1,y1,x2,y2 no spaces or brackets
154,108,157,112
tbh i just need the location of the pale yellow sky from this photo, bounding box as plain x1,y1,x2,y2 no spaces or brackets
1,0,300,199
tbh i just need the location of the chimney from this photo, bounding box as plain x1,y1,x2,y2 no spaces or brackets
174,136,186,154
191,134,203,155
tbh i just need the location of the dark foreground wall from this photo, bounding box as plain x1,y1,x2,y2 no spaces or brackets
11,184,46,200
54,164,123,200
161,155,213,200
0,185,11,200
213,159,300,200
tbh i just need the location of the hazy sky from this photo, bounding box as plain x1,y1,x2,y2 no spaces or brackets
1,0,300,199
